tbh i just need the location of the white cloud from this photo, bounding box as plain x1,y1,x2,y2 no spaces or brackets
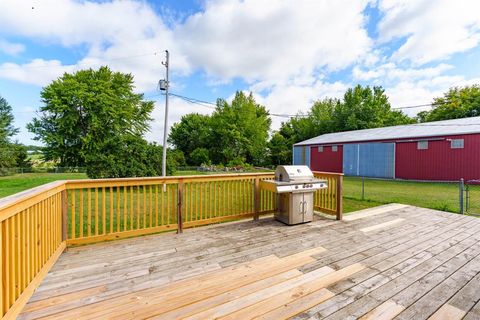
252,80,348,130
0,39,25,55
0,0,190,91
353,62,454,82
145,96,213,144
377,0,480,64
176,0,372,84
0,59,75,86
385,74,480,115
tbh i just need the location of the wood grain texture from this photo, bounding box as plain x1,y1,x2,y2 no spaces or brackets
14,205,480,320
359,300,404,320
360,218,405,233
428,304,466,320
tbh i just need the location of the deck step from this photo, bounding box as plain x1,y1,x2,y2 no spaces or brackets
344,204,409,221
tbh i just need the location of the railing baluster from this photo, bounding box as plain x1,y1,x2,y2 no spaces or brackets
94,188,99,236
10,217,16,301
167,184,170,225
114,187,118,233
70,190,75,240
155,185,159,227
78,190,83,238
123,187,127,231
149,185,153,228
143,186,147,229
160,184,164,226
4,219,10,311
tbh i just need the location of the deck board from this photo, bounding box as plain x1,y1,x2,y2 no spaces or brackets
18,204,480,320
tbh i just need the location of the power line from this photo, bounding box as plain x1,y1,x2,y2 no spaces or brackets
392,103,434,110
167,92,310,118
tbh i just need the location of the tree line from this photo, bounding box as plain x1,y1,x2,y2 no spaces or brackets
0,96,31,173
170,84,480,166
1,66,479,178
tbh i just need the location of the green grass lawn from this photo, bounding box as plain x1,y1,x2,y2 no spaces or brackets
342,177,470,214
0,173,88,198
343,198,385,213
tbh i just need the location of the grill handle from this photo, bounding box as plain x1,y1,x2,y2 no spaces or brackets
299,200,307,215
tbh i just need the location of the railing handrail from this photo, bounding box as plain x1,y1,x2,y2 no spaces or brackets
0,180,66,222
0,172,343,223
63,172,275,189
312,171,344,176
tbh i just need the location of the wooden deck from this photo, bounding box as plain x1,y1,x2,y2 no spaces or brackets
18,204,480,320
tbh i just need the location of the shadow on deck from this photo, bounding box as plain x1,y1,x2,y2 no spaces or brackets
19,204,480,320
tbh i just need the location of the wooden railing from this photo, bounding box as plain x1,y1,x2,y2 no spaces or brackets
0,171,342,319
0,182,66,320
63,173,276,245
313,171,344,220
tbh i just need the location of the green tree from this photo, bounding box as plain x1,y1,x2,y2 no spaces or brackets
168,113,211,164
85,136,177,178
11,143,32,168
27,66,154,168
190,147,210,166
333,85,412,131
210,92,271,165
419,85,480,122
0,95,19,168
267,132,291,166
270,85,413,165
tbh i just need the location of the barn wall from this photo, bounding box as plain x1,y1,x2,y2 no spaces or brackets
395,134,480,181
300,133,480,181
310,145,343,173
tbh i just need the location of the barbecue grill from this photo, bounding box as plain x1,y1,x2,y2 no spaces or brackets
260,165,327,225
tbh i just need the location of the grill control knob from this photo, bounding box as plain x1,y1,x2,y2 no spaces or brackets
295,185,298,189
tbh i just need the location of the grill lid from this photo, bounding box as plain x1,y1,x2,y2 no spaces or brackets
275,165,314,182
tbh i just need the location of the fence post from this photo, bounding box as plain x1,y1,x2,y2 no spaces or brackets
253,178,260,221
361,176,365,200
459,178,465,215
336,175,343,220
61,190,68,241
177,180,183,233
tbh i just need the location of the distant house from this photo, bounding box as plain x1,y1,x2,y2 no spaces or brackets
293,116,480,181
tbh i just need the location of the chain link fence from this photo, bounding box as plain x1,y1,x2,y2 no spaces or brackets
343,176,466,214
465,180,480,216
0,167,87,176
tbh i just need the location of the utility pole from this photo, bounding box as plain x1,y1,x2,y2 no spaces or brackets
160,50,170,178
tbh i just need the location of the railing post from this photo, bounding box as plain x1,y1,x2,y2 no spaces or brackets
61,190,68,241
254,178,260,221
0,221,3,318
336,175,343,220
177,180,183,233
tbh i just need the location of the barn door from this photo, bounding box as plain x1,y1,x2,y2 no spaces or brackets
343,143,395,178
343,144,359,176
293,146,311,167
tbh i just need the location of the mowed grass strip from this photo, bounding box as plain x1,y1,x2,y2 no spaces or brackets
343,177,472,214
0,172,87,198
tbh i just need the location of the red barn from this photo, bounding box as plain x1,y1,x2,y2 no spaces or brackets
293,116,480,181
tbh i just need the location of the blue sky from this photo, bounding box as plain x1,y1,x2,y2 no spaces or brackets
1,0,480,145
